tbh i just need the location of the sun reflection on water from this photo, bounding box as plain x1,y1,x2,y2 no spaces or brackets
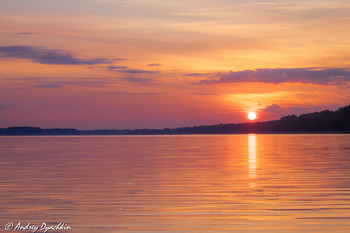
248,134,256,187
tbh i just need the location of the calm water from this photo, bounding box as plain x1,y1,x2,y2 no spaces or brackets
1,135,350,233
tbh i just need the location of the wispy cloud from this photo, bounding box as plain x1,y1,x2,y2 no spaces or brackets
113,69,158,74
261,103,339,116
9,77,110,88
198,68,350,85
192,92,219,96
111,91,160,95
108,66,128,70
33,84,62,88
148,63,162,67
46,80,108,87
0,46,115,65
15,32,37,35
186,73,205,76
262,104,285,113
121,77,153,83
0,102,15,110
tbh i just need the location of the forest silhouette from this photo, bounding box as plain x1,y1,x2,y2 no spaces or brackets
1,104,349,135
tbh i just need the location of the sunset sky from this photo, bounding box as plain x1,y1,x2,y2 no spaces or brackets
1,0,350,129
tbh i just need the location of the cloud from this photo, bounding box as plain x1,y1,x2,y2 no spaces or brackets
111,91,160,95
262,104,285,113
108,66,158,74
9,76,111,88
148,63,161,67
15,32,37,35
198,68,350,85
0,102,15,110
186,73,205,76
192,92,219,96
108,66,128,70
112,58,125,61
115,69,158,74
121,77,153,83
56,80,108,87
0,46,114,65
261,104,339,116
33,84,62,88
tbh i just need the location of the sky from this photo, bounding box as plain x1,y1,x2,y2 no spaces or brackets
0,0,350,129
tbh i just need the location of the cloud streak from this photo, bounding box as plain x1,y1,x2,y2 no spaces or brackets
0,102,15,110
198,68,350,85
108,66,158,74
114,69,158,74
121,77,153,83
8,76,111,88
33,84,62,88
108,66,128,70
261,103,339,116
0,46,114,65
262,104,284,113
187,73,205,77
111,91,160,95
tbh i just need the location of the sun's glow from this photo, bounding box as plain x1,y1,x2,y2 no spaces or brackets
248,112,257,120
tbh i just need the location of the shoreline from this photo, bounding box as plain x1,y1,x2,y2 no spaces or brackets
1,131,350,136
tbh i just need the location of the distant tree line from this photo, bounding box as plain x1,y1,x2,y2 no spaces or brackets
1,104,349,135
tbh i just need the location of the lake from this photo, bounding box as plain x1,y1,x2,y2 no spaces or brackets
1,134,350,232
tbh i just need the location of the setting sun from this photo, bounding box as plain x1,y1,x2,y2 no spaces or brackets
248,112,257,120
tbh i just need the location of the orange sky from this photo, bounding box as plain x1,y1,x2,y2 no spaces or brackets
0,0,350,129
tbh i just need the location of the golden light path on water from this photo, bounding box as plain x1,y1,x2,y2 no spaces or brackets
248,134,257,187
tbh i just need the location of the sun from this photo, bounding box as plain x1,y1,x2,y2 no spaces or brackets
248,112,257,120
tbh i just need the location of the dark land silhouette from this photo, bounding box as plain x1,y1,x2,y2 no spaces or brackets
1,104,350,135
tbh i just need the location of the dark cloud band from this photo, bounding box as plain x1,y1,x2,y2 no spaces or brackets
197,68,350,85
0,46,114,65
